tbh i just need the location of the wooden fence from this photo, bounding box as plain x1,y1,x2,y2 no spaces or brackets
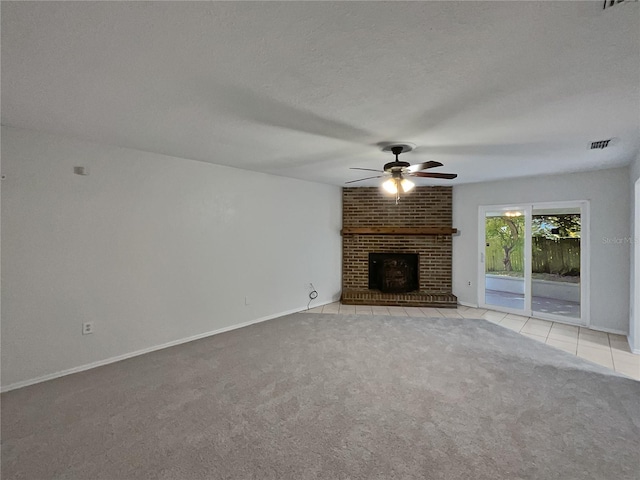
486,237,580,274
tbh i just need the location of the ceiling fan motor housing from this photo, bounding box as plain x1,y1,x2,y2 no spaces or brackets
384,161,410,172
383,144,413,172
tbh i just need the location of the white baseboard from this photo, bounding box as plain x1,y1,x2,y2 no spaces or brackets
1,300,335,393
457,301,478,308
587,325,628,336
628,335,640,355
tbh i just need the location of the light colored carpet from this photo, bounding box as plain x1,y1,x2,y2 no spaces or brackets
2,313,639,479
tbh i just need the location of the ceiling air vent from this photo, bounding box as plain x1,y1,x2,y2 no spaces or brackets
603,0,636,9
590,139,612,150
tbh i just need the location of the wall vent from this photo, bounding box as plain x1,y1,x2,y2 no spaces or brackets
590,139,612,150
603,0,637,9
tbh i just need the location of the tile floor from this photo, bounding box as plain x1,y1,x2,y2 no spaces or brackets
306,302,640,381
485,290,581,318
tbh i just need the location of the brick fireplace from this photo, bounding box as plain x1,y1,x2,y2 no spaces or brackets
341,186,457,307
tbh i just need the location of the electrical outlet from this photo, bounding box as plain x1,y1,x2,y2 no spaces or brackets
82,322,94,335
468,281,472,286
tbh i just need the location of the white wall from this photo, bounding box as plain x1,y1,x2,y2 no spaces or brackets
453,167,630,333
1,126,342,389
629,153,640,352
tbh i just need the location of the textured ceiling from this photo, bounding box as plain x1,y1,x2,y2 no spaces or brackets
2,1,639,186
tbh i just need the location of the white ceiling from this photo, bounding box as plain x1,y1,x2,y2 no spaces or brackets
2,1,639,186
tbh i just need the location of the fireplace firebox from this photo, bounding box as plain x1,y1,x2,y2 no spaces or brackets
368,253,419,293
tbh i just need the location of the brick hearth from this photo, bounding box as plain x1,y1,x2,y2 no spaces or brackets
341,186,457,308
341,290,457,307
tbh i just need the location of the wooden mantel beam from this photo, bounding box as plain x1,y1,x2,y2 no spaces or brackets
341,227,457,236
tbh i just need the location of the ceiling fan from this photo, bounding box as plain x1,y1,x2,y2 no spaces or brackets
346,144,457,203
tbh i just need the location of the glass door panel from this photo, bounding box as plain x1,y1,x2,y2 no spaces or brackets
531,207,582,321
483,208,527,313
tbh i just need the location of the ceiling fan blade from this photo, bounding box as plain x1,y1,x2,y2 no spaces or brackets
409,172,458,179
345,175,386,184
349,167,385,173
406,161,443,173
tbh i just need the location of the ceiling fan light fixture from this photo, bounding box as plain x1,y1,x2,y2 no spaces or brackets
382,176,414,195
382,178,398,194
401,178,415,192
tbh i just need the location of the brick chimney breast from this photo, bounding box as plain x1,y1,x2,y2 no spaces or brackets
341,187,457,308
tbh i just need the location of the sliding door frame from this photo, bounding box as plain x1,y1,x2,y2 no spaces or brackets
529,200,590,327
478,200,590,327
478,204,532,317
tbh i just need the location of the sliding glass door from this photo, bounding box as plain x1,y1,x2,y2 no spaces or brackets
531,207,582,321
479,202,588,326
481,206,531,315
